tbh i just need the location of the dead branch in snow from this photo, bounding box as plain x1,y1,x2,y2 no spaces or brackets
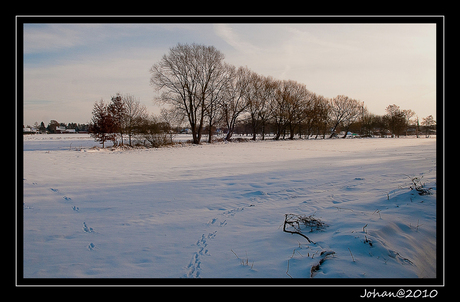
310,250,336,277
405,175,432,196
283,214,326,244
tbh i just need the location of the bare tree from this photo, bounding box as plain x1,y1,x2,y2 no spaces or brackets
148,43,430,144
328,95,362,138
269,80,312,140
220,65,251,141
301,92,323,139
360,106,378,137
270,79,288,140
402,109,416,136
123,94,148,146
203,61,229,143
384,104,407,138
313,95,331,139
257,76,277,140
422,115,436,137
329,95,348,138
340,98,363,138
245,71,264,140
284,81,312,140
150,43,225,144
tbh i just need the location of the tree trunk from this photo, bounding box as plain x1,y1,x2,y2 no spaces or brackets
191,123,199,144
260,120,266,140
207,118,213,143
251,115,257,141
289,123,295,140
342,125,350,138
225,130,233,141
208,128,213,143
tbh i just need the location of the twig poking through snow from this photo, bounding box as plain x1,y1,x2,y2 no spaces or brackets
282,213,327,244
231,249,253,268
348,248,355,262
310,250,335,277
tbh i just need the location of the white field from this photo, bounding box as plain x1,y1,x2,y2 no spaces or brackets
23,134,437,278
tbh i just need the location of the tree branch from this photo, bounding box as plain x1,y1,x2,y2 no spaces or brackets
283,214,315,244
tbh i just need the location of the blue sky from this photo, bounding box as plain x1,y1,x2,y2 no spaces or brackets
23,23,437,126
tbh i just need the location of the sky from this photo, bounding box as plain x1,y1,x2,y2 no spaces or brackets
22,22,437,126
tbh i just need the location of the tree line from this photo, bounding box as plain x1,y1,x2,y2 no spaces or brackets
89,93,173,148
89,43,436,148
23,120,90,134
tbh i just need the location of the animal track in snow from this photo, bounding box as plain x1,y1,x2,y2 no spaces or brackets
207,218,218,225
184,231,217,278
184,202,249,277
185,252,201,278
223,207,244,217
207,230,217,239
50,187,80,214
49,187,99,254
82,222,94,233
207,217,227,227
50,187,72,202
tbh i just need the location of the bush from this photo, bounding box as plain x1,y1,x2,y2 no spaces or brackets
144,133,173,148
132,116,174,148
406,175,432,196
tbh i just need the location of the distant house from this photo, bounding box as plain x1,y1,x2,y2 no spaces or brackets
55,126,66,133
23,127,38,134
55,126,76,134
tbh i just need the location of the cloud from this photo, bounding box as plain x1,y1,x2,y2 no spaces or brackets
213,24,259,54
24,24,97,54
22,24,179,125
23,24,164,55
23,99,56,110
22,23,437,124
286,26,358,53
23,46,161,124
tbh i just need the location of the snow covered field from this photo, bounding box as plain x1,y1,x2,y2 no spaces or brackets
22,135,437,279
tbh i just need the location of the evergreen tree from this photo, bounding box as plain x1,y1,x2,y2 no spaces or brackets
108,93,127,145
89,100,116,148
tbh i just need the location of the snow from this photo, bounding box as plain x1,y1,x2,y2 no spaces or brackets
23,135,437,279
23,133,104,151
